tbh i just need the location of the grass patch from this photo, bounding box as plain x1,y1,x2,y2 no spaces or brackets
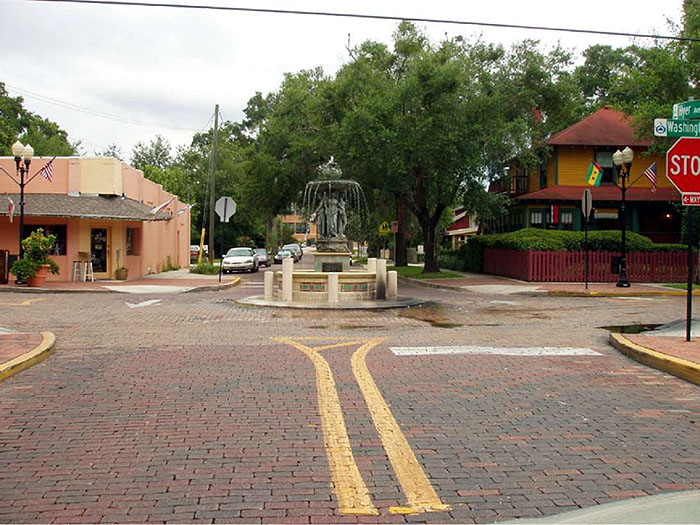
189,262,220,275
388,265,463,279
663,283,694,290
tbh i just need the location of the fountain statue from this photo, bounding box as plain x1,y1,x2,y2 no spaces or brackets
303,157,364,270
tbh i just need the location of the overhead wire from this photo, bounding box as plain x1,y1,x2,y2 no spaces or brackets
19,0,700,43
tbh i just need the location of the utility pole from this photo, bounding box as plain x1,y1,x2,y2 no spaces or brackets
208,104,219,264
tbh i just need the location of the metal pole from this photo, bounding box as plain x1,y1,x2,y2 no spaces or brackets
18,163,25,259
207,104,219,264
617,167,630,287
585,214,589,290
687,207,694,342
219,200,227,283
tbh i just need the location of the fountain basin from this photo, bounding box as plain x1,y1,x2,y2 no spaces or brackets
278,270,375,302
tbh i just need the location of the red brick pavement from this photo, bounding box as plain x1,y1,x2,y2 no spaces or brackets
0,333,43,363
0,278,699,523
626,334,700,365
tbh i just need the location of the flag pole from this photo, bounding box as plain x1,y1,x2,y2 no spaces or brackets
26,156,57,185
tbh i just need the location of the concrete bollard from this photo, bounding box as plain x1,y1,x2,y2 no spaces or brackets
328,273,339,303
264,270,275,301
367,257,377,273
387,270,398,298
376,259,387,300
282,257,294,302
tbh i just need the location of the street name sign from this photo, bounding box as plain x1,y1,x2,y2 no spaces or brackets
654,118,700,138
215,196,236,222
673,100,700,120
665,138,700,205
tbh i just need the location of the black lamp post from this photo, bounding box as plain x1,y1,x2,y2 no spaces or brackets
613,146,633,288
11,140,34,260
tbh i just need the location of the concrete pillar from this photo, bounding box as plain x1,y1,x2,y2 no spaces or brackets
367,257,377,273
376,258,387,300
282,257,294,302
264,270,275,301
387,270,398,298
328,273,339,303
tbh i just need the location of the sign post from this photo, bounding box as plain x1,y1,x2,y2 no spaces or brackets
581,189,593,289
665,137,700,342
215,197,237,283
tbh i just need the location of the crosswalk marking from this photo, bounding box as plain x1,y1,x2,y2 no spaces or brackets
391,346,601,356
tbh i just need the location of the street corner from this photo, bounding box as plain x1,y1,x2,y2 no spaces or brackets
0,330,56,382
610,331,700,385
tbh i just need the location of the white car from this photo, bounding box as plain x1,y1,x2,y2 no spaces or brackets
222,247,259,273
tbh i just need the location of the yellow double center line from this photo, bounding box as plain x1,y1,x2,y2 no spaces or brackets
274,336,449,516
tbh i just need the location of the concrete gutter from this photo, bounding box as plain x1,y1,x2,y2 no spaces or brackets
0,332,56,382
610,332,700,386
0,277,240,294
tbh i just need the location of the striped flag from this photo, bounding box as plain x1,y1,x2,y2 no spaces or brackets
176,203,194,217
642,162,657,193
37,158,54,182
7,196,14,223
149,196,176,215
585,161,603,187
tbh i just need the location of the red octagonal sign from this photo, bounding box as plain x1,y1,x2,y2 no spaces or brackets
666,137,700,195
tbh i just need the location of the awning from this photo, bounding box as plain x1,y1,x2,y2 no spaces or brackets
1,193,172,221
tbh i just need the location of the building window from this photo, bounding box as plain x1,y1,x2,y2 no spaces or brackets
530,211,544,228
126,228,140,255
27,225,67,255
595,148,616,184
560,211,574,231
295,222,308,234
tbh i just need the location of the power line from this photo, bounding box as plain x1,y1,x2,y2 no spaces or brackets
21,0,700,43
7,84,203,132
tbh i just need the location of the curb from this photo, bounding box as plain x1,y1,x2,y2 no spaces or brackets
183,277,240,293
0,278,241,294
550,289,700,297
609,332,700,386
0,332,56,383
397,276,466,291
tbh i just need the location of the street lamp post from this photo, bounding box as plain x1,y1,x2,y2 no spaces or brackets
613,146,633,288
11,140,34,260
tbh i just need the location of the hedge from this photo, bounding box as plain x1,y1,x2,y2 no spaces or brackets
441,229,687,273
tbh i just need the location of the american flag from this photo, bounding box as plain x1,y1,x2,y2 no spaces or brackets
7,196,14,223
37,158,55,182
643,162,657,193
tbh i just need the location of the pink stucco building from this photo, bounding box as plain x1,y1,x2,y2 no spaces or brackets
0,156,190,281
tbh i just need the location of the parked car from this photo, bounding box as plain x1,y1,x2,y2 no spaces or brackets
254,248,271,267
190,244,208,264
221,247,258,273
274,249,294,264
282,243,303,261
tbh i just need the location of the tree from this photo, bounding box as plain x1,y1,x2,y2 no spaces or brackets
0,82,76,156
131,135,172,172
95,142,123,160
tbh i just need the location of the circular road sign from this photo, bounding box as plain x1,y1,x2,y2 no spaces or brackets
666,137,700,194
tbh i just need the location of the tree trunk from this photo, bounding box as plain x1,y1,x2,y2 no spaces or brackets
394,200,408,267
265,217,272,251
422,221,440,273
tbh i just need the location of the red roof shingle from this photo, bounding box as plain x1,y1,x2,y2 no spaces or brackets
548,107,653,147
517,185,678,202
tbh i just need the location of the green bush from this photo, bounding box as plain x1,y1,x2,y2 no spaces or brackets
461,229,686,273
10,229,60,279
189,262,220,275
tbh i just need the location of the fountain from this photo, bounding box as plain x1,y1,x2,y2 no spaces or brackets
238,158,421,309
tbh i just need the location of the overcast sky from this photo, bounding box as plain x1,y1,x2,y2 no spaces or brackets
1,0,685,160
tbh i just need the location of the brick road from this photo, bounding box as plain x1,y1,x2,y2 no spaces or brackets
1,268,698,523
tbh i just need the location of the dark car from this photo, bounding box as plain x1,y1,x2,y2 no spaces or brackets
282,243,303,262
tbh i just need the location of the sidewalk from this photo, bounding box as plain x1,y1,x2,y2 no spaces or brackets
403,270,697,297
0,268,240,294
0,329,56,382
610,320,700,386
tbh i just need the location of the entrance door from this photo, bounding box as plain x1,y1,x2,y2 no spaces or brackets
90,228,109,276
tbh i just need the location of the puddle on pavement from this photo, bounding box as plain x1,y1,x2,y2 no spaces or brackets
600,323,662,334
398,304,463,328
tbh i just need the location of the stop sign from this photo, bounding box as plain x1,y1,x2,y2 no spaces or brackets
666,137,700,193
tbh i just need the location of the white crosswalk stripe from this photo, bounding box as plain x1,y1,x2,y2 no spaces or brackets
390,346,601,356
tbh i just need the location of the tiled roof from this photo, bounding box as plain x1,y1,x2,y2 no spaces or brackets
516,186,678,202
1,193,171,221
548,107,653,147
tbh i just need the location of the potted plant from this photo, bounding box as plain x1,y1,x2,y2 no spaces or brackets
10,229,60,287
115,249,128,280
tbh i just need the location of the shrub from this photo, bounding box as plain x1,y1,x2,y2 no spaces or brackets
10,229,60,279
189,262,220,275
